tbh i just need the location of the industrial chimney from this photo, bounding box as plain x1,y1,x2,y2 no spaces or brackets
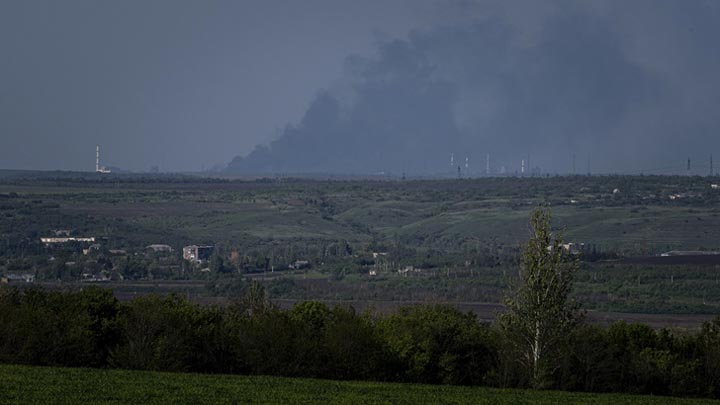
95,145,111,173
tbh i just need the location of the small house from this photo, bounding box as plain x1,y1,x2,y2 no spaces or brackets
183,245,213,263
147,244,173,253
5,273,35,283
289,260,310,270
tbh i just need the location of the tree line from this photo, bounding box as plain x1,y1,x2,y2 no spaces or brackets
0,285,719,398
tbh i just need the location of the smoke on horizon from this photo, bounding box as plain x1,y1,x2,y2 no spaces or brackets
228,1,720,176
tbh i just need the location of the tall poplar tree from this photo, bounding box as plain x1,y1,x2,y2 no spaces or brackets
501,207,581,389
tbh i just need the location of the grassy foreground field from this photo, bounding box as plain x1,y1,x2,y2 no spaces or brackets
0,364,716,404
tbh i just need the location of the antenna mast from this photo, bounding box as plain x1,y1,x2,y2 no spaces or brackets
95,144,111,174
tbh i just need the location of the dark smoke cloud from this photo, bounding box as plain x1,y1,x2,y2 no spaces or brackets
230,38,462,175
228,1,720,175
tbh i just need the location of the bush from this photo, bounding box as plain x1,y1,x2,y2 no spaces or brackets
378,305,496,385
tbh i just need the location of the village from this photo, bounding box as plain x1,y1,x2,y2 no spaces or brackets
2,230,375,286
2,227,597,287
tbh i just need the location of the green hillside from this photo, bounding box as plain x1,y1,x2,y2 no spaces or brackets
4,173,720,314
4,174,720,252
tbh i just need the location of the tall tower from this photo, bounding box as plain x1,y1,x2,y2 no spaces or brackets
486,153,490,175
95,144,111,173
521,159,525,175
450,153,454,167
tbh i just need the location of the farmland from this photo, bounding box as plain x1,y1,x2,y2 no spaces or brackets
2,170,720,319
1,364,716,404
3,171,720,250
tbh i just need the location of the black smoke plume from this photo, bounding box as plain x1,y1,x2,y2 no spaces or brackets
228,1,720,175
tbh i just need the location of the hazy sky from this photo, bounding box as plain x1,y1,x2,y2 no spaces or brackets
0,0,427,171
2,1,720,174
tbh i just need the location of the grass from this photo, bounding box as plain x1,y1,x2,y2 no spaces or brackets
5,174,720,315
6,175,720,251
0,364,717,404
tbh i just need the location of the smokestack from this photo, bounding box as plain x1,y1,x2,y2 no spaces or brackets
95,144,111,174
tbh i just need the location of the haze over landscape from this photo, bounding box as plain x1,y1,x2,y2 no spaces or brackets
6,2,720,401
2,0,720,174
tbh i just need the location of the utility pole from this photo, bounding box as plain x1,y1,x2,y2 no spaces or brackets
587,155,591,176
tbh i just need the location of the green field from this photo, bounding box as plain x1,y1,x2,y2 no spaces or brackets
3,174,720,251
3,172,720,316
0,364,715,404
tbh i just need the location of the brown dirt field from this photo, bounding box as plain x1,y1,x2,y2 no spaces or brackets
621,255,720,266
271,298,715,330
31,281,717,330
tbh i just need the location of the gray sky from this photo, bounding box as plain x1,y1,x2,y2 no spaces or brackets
2,1,720,174
0,0,425,171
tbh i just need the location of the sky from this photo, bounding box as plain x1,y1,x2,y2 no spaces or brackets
0,0,424,172
2,1,720,174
